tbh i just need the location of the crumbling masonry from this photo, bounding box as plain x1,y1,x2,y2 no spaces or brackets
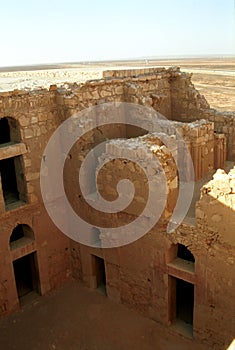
0,67,234,349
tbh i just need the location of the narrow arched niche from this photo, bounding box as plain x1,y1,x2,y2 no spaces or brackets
166,243,195,272
177,244,195,263
10,224,34,250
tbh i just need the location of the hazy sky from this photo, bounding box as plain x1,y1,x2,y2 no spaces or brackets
0,0,234,66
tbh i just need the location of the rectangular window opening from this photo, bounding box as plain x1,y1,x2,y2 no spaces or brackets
0,158,19,205
0,156,27,209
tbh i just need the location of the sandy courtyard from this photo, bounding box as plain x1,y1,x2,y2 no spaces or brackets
0,280,212,350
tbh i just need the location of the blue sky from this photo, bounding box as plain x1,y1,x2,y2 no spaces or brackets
0,0,234,66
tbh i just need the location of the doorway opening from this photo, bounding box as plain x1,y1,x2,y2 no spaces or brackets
13,253,40,303
92,255,106,295
168,276,194,337
176,279,194,325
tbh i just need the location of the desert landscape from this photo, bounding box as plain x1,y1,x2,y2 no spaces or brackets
0,57,234,111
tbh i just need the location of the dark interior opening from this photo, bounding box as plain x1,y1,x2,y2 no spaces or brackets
176,279,194,325
10,224,34,244
0,117,20,144
93,255,106,295
10,225,24,242
0,157,19,205
13,253,39,299
0,118,10,144
177,244,195,263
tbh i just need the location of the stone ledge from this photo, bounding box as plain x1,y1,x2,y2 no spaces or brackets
0,142,27,160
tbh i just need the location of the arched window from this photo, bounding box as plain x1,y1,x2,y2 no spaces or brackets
0,117,21,144
166,243,195,272
177,244,195,263
10,224,34,249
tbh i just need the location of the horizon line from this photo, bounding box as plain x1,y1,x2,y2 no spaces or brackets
0,53,234,72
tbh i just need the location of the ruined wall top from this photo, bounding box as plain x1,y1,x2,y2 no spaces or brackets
102,66,180,79
196,167,235,245
0,66,181,96
202,167,235,198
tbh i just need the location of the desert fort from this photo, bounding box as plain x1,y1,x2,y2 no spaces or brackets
0,58,234,350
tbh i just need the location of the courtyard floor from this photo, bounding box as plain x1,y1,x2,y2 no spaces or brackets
0,280,212,350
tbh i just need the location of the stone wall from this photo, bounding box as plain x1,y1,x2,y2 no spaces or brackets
0,67,234,349
0,90,71,316
170,68,235,160
76,159,235,349
194,168,235,346
151,119,223,181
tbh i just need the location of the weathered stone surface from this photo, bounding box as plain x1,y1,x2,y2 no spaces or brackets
0,67,234,350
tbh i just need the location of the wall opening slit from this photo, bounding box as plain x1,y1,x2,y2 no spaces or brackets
92,255,107,295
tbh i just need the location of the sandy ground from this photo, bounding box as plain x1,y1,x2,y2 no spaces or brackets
0,58,234,112
0,280,212,350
